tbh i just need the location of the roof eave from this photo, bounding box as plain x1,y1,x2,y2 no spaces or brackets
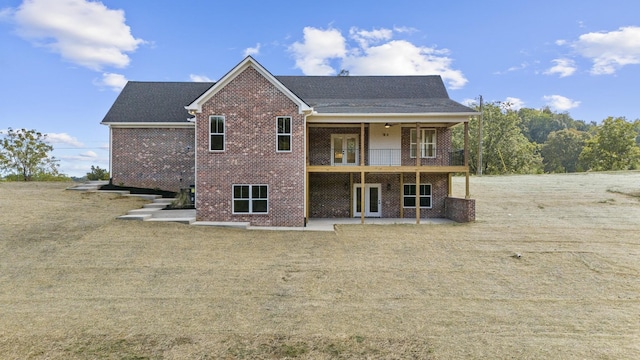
306,111,480,123
100,121,195,128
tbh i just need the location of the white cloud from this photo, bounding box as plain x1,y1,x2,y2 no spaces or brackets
189,74,213,82
243,43,261,57
349,27,393,48
45,132,83,147
289,26,468,89
393,26,418,34
59,150,100,161
494,62,528,75
462,98,477,107
13,0,144,71
571,26,640,75
543,95,580,111
544,58,577,77
504,97,525,110
81,150,97,158
96,72,128,91
0,7,13,20
289,27,347,75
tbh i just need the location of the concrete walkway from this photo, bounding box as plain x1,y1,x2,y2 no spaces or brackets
67,182,453,232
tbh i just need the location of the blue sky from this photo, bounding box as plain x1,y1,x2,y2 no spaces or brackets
1,0,639,176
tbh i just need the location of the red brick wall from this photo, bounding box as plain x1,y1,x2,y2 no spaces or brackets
445,197,476,222
309,173,351,218
401,173,448,218
195,66,305,227
111,127,195,192
308,127,368,165
401,126,453,166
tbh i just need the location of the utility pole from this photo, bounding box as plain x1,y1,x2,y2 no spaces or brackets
477,95,483,176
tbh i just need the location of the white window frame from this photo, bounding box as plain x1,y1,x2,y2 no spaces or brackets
402,183,432,208
410,128,436,158
232,184,268,214
276,116,292,152
209,115,225,152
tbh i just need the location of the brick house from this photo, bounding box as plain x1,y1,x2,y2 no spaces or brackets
102,56,478,227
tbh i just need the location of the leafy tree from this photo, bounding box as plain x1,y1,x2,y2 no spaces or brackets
541,129,590,173
0,128,59,181
579,117,640,171
86,165,110,181
454,102,542,175
517,107,591,145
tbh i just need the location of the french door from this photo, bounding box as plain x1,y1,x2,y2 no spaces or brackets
331,134,359,165
353,184,382,217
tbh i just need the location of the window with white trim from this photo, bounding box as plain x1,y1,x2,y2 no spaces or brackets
277,116,292,152
233,185,268,214
410,128,436,158
403,184,432,208
209,115,225,151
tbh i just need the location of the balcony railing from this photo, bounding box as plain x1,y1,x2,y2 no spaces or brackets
313,148,466,167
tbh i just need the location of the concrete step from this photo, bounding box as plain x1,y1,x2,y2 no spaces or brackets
117,214,152,221
97,190,131,195
127,208,162,215
66,181,109,191
143,202,170,209
145,217,195,224
123,194,161,200
192,221,250,229
153,198,176,204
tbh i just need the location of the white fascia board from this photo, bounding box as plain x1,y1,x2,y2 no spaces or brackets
306,112,479,123
101,122,195,128
185,56,312,114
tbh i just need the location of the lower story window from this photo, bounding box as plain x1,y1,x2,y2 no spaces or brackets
233,185,268,214
403,184,432,208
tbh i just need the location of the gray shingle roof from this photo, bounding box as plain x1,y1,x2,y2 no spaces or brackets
101,81,214,123
276,75,475,114
101,75,475,124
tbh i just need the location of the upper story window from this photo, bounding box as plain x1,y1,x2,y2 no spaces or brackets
277,116,292,152
209,115,225,151
410,128,436,158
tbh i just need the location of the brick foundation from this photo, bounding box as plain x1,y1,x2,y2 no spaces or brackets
445,197,476,222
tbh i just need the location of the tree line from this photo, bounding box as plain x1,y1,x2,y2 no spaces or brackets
2,109,640,181
453,102,640,175
0,128,108,181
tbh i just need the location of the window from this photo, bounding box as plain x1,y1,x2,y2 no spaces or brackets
410,129,436,158
277,116,292,152
403,184,432,208
209,116,225,151
233,185,268,214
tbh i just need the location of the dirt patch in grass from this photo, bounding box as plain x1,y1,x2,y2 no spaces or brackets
1,173,639,359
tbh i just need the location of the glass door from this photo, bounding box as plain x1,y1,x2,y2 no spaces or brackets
353,184,381,217
331,134,358,165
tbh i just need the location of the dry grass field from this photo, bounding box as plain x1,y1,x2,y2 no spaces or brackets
0,172,639,359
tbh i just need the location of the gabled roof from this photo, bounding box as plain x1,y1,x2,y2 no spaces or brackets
101,81,214,124
186,56,312,114
277,75,475,114
101,59,477,125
